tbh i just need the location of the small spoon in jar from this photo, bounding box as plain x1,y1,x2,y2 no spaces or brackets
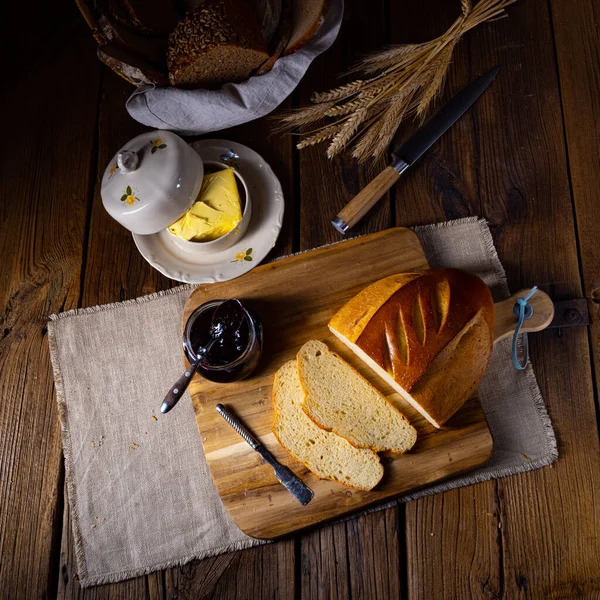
160,299,245,414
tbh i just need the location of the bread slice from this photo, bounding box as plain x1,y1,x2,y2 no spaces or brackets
248,0,282,45
329,269,495,428
168,0,269,88
297,340,417,454
255,0,292,75
283,0,328,55
273,361,384,490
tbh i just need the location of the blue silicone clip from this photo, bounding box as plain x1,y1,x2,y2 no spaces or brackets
512,286,538,370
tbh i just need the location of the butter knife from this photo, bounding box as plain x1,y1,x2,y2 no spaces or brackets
216,403,314,505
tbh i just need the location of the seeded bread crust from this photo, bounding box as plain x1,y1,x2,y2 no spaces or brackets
168,0,268,87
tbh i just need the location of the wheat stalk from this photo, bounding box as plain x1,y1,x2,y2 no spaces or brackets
276,0,516,162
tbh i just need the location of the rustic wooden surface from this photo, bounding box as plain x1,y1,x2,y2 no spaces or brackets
2,0,600,597
183,229,495,539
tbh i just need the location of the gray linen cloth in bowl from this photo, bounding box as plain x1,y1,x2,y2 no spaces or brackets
126,0,344,135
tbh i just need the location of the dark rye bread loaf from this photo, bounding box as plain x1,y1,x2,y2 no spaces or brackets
168,0,269,88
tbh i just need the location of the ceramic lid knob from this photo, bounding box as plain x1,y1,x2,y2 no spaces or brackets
117,150,139,174
101,130,204,235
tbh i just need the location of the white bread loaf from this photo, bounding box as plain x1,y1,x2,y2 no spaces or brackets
329,268,495,428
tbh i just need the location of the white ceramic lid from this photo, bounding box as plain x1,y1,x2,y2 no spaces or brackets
101,130,204,235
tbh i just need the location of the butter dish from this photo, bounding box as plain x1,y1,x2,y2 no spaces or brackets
101,130,204,235
133,139,284,284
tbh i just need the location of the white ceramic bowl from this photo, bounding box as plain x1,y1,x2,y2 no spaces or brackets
101,130,204,235
167,161,252,255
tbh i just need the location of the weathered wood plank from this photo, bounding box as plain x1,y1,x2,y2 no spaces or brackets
388,2,502,598
297,0,392,251
167,543,295,600
0,14,102,599
469,0,600,596
294,0,408,597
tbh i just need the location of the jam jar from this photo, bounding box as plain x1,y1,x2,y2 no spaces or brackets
183,299,263,383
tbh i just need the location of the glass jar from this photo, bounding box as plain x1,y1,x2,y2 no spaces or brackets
183,299,263,383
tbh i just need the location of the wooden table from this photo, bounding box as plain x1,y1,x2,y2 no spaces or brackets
2,0,600,598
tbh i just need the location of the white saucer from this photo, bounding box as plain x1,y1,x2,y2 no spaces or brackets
133,140,284,284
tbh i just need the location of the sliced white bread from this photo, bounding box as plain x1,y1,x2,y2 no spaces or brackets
297,340,417,454
272,360,384,490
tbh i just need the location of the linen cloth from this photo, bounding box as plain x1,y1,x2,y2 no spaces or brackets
48,217,557,587
125,0,344,135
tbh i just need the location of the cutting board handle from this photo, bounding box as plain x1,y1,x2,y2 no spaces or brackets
493,289,554,344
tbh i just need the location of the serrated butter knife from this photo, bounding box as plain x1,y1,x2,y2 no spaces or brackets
216,403,314,505
331,67,500,234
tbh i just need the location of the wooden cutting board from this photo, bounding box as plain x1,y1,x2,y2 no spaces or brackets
182,227,552,539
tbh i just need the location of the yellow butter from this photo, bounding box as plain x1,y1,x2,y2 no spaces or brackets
168,168,242,242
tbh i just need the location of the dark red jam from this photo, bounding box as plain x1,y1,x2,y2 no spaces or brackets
184,299,262,383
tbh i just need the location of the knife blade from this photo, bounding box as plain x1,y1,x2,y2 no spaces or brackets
331,67,500,234
215,403,314,506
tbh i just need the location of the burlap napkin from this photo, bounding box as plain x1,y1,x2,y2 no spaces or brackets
48,218,557,587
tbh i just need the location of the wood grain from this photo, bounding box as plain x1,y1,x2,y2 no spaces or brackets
493,289,554,343
294,0,403,594
296,0,392,251
388,2,502,597
549,2,600,593
184,228,494,539
468,0,600,596
0,15,101,599
2,0,600,594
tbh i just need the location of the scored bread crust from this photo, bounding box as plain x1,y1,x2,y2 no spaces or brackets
328,273,422,344
297,341,417,454
272,360,384,490
328,268,495,428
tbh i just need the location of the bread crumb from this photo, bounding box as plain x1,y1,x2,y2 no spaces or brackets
430,532,434,536
91,524,96,529
152,415,158,422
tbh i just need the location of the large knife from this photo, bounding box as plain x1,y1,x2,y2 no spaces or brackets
331,67,500,234
216,403,314,505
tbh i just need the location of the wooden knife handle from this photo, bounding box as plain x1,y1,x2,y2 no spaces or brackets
332,166,401,234
493,289,555,344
